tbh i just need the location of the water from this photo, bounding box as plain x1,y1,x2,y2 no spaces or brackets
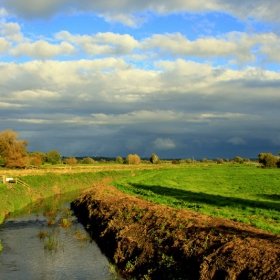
0,194,119,280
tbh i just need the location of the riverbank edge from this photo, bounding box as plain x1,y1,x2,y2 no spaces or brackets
72,184,280,280
0,170,130,252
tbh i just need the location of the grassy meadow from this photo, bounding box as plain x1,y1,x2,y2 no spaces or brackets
1,161,280,235
112,163,280,234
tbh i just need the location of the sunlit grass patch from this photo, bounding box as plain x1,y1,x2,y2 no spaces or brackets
112,164,280,234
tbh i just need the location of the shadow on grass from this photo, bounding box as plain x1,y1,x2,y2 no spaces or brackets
257,194,280,201
129,183,280,213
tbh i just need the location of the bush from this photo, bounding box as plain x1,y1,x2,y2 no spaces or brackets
65,157,77,167
202,158,208,163
217,158,224,164
258,153,279,168
150,153,160,164
172,159,179,164
126,154,141,165
29,156,42,167
233,156,243,163
186,158,192,163
81,157,95,164
116,156,124,164
46,150,61,165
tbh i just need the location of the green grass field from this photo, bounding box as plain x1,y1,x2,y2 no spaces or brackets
112,163,280,234
1,163,280,235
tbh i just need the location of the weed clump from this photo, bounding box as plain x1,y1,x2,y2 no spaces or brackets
44,235,58,252
37,229,48,239
59,217,72,228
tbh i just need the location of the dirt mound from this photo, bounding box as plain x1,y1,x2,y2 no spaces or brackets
71,184,280,280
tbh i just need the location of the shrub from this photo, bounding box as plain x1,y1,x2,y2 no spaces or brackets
258,153,279,168
126,154,141,165
65,157,77,167
217,158,224,164
186,158,192,163
150,153,160,164
172,159,179,164
29,151,46,164
81,157,95,164
29,156,42,167
233,156,243,163
46,150,61,165
202,158,208,163
116,156,124,164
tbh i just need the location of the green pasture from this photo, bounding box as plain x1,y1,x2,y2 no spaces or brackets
112,164,280,234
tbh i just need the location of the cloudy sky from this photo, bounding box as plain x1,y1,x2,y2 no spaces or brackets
0,1,279,159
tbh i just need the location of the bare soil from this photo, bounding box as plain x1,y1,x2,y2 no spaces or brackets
71,183,280,280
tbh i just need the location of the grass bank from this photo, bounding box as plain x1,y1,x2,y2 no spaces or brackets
0,169,131,226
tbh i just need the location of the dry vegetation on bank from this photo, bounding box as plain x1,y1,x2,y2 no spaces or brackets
72,183,280,280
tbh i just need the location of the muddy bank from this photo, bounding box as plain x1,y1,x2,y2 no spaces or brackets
71,184,280,280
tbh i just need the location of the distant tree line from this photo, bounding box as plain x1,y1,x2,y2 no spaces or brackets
0,129,279,169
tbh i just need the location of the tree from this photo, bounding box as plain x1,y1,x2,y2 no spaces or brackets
150,153,159,164
65,156,77,168
29,156,42,167
29,151,46,164
0,129,29,168
81,157,95,164
116,156,123,164
258,153,279,168
126,154,141,164
233,156,243,163
46,150,61,165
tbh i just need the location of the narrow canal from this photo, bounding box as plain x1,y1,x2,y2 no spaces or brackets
0,192,120,280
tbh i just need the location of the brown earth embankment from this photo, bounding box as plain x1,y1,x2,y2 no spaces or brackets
71,184,280,280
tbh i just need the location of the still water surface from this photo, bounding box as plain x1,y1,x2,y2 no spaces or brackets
0,193,119,280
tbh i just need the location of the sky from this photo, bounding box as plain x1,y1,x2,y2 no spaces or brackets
0,1,279,159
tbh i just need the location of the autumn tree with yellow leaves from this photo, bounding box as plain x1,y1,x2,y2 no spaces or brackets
0,129,29,168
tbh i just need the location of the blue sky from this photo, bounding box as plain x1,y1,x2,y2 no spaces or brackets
0,1,279,159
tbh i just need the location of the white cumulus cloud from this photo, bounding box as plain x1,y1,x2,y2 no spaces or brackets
227,137,246,145
153,138,176,150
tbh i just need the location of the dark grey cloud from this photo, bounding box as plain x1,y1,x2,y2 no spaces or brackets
0,24,279,160
1,0,280,25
